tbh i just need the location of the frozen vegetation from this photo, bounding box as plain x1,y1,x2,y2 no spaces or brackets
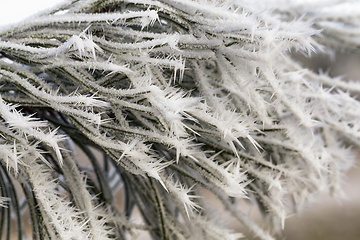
0,0,360,239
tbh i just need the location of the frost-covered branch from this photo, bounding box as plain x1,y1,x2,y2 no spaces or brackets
0,0,360,239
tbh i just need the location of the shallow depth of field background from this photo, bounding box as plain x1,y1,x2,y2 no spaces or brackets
0,0,65,28
1,2,360,239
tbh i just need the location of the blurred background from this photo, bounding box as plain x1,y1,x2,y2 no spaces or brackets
1,1,360,239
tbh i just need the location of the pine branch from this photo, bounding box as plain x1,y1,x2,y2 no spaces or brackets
0,0,360,239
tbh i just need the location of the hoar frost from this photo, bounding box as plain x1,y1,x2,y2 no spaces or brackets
0,1,359,240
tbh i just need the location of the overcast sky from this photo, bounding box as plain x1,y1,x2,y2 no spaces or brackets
0,0,66,27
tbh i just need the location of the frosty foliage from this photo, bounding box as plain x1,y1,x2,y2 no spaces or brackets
0,0,359,239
